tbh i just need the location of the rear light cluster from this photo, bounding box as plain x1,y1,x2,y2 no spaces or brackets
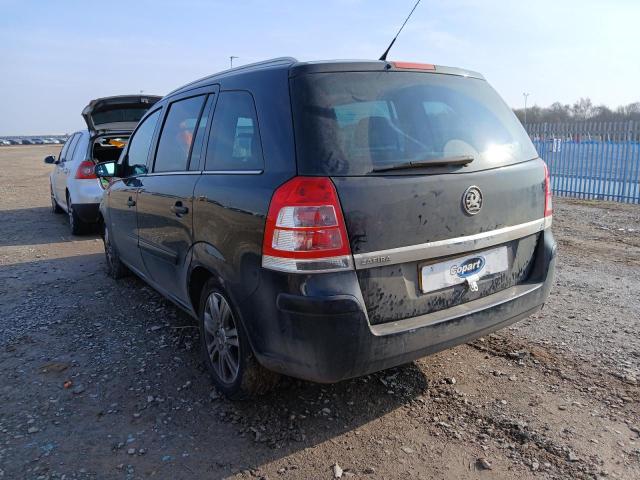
75,160,97,179
262,177,354,273
543,161,553,219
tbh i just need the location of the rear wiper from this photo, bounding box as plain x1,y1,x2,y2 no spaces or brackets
370,155,474,173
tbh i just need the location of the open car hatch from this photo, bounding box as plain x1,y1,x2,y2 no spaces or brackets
81,95,162,134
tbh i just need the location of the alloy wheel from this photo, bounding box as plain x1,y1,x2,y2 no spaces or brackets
203,293,240,384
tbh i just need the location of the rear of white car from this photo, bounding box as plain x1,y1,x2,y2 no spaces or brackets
47,95,161,234
48,131,103,233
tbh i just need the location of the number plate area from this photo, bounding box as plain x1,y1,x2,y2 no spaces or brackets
420,246,509,294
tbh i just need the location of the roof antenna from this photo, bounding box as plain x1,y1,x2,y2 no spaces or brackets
379,0,422,61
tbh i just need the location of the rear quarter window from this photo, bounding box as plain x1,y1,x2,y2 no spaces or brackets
58,134,74,161
63,134,81,162
69,133,89,162
204,91,264,171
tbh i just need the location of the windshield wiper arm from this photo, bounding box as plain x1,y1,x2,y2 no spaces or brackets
370,155,474,173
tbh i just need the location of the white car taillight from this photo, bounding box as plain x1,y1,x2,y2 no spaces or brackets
75,160,97,180
262,177,353,273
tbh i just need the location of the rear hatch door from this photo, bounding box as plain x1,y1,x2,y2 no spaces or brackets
290,64,548,325
81,95,162,134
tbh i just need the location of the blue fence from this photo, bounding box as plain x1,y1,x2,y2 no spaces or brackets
528,121,640,204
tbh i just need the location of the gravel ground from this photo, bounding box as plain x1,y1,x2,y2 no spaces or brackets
0,145,638,480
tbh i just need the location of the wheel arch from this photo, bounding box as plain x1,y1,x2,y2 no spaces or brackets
187,241,264,352
188,265,217,317
186,241,230,315
189,263,269,376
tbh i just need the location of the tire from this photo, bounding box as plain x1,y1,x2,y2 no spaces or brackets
103,223,129,279
198,279,279,400
50,185,63,214
66,194,87,235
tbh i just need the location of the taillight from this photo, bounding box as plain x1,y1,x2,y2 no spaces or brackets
75,160,97,179
543,161,553,218
262,177,353,273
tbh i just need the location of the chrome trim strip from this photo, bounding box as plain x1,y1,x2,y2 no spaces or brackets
201,170,263,175
353,217,550,270
143,171,201,176
139,170,263,177
262,254,354,274
370,282,544,336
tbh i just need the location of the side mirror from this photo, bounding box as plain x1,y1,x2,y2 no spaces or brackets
95,161,117,178
44,155,57,164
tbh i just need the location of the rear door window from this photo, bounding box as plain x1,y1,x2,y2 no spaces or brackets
154,95,206,173
205,91,264,171
189,95,215,171
126,109,161,174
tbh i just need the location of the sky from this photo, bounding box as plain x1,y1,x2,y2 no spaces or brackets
1,0,639,135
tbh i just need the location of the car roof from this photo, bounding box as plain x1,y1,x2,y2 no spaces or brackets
166,58,484,98
165,57,298,97
289,60,484,80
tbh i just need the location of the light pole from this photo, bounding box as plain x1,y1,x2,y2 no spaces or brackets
230,56,238,68
523,92,530,126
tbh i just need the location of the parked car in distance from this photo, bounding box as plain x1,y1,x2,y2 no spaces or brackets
0,139,10,146
21,139,33,145
45,95,161,234
96,58,556,399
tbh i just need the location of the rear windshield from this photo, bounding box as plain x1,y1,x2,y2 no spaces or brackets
92,107,150,126
290,72,538,175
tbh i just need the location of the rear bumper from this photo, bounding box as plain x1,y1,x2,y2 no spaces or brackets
244,230,557,383
73,203,101,223
68,178,104,218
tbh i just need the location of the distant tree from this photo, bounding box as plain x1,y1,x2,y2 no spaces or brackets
527,105,543,123
571,98,594,120
513,98,640,124
592,104,613,120
617,102,640,120
514,105,543,124
548,102,571,121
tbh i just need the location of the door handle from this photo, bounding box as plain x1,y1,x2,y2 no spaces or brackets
127,197,136,207
170,202,189,216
